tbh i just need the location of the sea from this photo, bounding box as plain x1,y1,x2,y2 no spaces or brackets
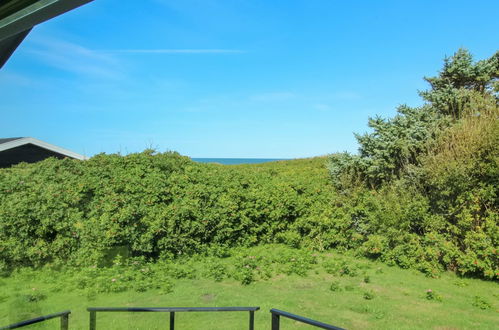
192,158,287,165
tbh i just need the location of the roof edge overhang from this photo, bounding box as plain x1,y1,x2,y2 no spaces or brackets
0,0,93,41
0,27,31,68
0,137,87,160
0,0,93,68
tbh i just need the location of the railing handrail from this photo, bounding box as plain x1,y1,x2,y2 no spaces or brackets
88,306,259,330
270,308,345,330
0,310,71,330
87,306,259,312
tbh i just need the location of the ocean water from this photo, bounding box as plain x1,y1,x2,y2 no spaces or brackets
192,158,287,165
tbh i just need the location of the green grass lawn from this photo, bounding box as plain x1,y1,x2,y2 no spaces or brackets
1,250,497,329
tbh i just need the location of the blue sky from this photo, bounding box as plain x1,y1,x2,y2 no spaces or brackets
1,0,498,158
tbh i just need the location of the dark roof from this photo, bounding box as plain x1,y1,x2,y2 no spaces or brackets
0,137,24,144
0,142,72,167
0,0,94,68
0,136,86,161
0,1,40,20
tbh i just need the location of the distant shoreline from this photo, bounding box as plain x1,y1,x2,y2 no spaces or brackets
192,158,288,165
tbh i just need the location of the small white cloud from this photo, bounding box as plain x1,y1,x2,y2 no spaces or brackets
314,103,332,111
331,91,361,100
25,36,122,79
250,92,296,102
102,49,245,54
0,71,37,87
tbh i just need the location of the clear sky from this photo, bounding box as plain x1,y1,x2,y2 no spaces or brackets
1,0,498,158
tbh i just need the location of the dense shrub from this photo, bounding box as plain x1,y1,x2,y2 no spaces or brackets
0,153,333,271
327,49,498,279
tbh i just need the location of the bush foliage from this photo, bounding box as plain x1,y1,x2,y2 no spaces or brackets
0,155,333,272
327,49,498,279
0,49,497,280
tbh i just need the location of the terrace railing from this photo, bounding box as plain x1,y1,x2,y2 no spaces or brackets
0,307,347,329
0,310,70,330
87,306,259,330
270,309,345,330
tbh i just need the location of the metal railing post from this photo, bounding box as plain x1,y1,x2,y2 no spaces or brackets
249,310,254,330
169,311,175,330
60,313,69,330
269,309,344,330
89,310,96,330
0,311,71,330
271,312,280,330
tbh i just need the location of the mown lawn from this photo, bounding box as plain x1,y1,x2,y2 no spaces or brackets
0,250,497,329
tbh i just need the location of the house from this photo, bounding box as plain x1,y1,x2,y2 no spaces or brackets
0,137,86,168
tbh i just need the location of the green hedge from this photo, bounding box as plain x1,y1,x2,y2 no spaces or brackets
0,149,497,279
0,154,334,271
